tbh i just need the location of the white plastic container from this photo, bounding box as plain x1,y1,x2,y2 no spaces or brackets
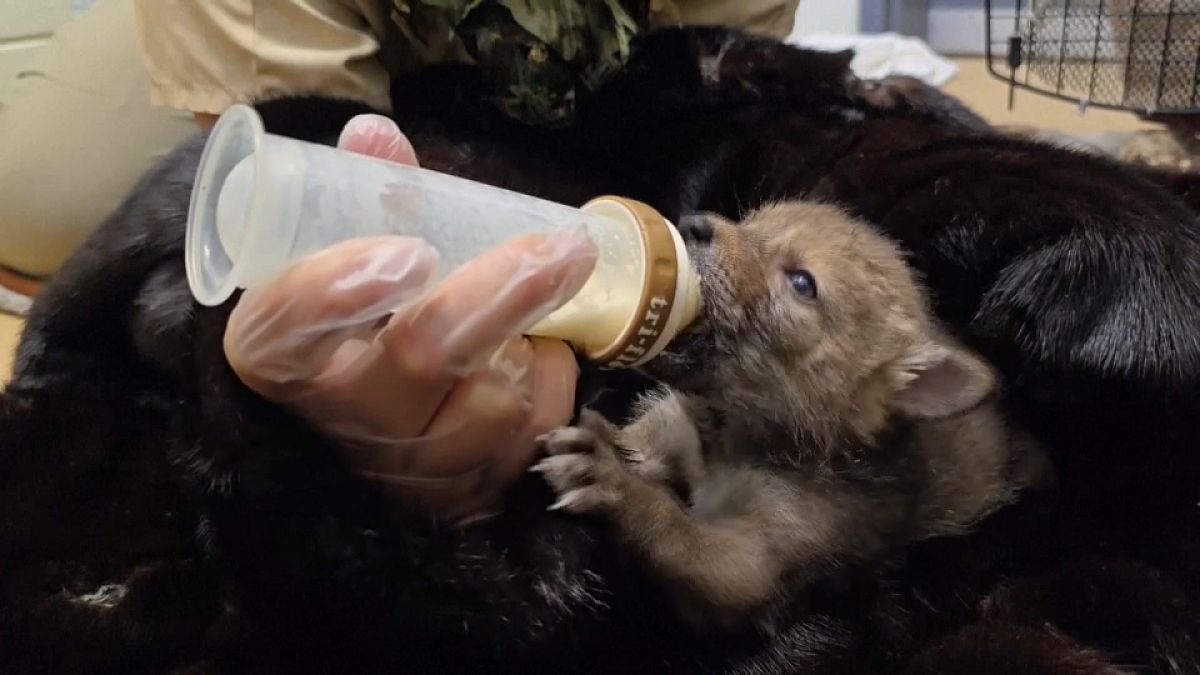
185,104,701,368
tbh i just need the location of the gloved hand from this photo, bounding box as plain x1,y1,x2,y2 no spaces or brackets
223,114,598,524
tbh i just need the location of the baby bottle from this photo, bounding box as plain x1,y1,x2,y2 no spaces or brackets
185,104,702,369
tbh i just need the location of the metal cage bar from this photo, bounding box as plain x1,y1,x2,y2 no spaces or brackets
985,0,1200,115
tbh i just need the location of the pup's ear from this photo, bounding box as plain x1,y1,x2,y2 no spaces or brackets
891,336,995,419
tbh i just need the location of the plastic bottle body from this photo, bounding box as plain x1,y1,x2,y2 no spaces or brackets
188,105,699,367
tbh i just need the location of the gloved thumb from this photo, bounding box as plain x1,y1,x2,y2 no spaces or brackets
337,114,420,167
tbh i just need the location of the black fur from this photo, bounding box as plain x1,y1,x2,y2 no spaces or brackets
2,26,1199,673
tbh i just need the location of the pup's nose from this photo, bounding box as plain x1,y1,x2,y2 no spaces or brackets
679,214,714,243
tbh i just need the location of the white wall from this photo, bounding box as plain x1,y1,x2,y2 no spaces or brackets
0,0,91,96
793,0,861,36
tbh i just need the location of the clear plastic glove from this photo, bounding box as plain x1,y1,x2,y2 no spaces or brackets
223,114,599,524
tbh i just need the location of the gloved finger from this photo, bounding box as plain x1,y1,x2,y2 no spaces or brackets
347,354,533,523
318,336,536,456
487,337,580,496
382,227,597,381
225,236,439,400
350,373,524,484
313,229,591,443
337,114,420,167
353,338,580,525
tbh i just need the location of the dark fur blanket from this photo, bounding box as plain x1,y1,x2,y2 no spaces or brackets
3,27,1199,674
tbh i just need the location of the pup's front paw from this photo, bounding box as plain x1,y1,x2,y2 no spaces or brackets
531,411,628,514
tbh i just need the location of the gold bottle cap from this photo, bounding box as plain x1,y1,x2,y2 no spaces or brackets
579,196,702,369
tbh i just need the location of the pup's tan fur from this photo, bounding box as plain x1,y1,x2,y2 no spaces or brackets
532,202,1052,632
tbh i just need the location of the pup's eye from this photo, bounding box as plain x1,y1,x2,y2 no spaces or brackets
786,270,817,299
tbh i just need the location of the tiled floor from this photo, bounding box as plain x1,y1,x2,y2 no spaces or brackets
0,58,1171,385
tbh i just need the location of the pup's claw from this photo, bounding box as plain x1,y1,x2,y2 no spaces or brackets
547,486,614,513
548,488,587,511
530,454,595,493
537,426,602,456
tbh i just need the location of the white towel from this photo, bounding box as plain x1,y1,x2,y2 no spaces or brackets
787,32,960,87
0,285,31,317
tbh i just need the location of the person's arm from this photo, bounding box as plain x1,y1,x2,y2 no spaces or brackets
129,0,393,120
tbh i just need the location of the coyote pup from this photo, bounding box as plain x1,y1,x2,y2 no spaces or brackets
533,201,1051,631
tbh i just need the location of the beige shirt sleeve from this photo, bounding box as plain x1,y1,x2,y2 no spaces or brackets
653,0,802,39
130,0,393,115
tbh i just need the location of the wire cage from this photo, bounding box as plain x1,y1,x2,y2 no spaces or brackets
985,0,1200,115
